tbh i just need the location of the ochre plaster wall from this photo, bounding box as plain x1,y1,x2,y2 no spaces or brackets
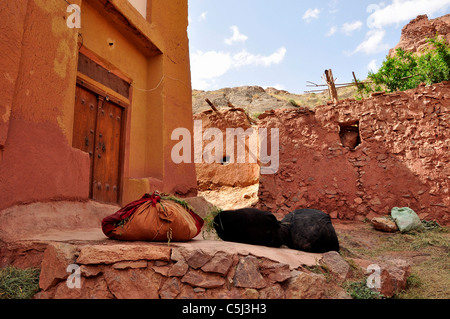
152,0,197,197
0,0,89,211
0,0,197,212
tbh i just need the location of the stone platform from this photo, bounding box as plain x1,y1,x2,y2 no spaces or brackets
4,227,352,299
0,199,414,299
0,199,353,299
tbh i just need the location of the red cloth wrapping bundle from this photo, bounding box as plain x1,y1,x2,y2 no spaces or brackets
102,192,204,242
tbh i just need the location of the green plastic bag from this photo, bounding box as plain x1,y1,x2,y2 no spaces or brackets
391,207,424,233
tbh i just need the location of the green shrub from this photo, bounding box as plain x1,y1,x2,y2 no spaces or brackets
202,207,223,239
345,280,385,299
288,99,299,107
360,35,450,94
252,112,263,119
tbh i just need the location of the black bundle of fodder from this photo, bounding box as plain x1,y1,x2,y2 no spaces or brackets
213,208,284,248
213,207,339,253
281,208,340,253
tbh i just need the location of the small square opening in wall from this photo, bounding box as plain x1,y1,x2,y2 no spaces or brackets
221,155,231,165
339,121,361,150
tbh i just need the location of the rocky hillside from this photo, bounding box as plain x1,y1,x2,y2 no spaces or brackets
389,14,450,57
192,86,295,116
192,85,358,116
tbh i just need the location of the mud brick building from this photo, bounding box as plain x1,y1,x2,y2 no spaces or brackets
0,0,197,211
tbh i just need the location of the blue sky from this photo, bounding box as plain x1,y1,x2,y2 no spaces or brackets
187,0,450,94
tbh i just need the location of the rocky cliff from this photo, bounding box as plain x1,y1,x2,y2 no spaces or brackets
389,14,450,57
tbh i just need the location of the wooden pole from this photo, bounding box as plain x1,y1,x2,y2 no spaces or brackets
352,71,364,100
205,98,221,114
324,69,338,103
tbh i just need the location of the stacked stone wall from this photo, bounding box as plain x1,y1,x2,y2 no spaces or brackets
257,82,449,224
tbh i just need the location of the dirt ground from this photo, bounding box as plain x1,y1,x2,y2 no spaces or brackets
333,220,450,299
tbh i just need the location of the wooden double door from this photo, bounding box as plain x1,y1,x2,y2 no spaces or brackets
73,83,124,204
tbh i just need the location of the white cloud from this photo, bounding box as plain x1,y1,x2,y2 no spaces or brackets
224,26,248,45
191,51,233,89
353,0,450,56
191,47,287,90
198,12,207,22
342,20,363,35
326,26,338,37
353,29,390,55
233,47,287,68
368,59,379,72
367,0,450,29
302,8,321,23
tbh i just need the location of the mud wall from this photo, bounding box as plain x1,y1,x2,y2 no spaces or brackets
257,82,449,225
194,110,260,190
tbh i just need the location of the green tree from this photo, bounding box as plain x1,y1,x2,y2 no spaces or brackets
416,36,450,85
366,35,450,93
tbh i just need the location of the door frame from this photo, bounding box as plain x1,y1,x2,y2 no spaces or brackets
75,73,129,205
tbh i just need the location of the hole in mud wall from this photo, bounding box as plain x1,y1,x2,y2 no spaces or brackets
339,121,361,150
221,155,231,165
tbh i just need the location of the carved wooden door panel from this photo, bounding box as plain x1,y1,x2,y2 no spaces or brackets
73,84,123,204
73,85,97,182
91,97,123,204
